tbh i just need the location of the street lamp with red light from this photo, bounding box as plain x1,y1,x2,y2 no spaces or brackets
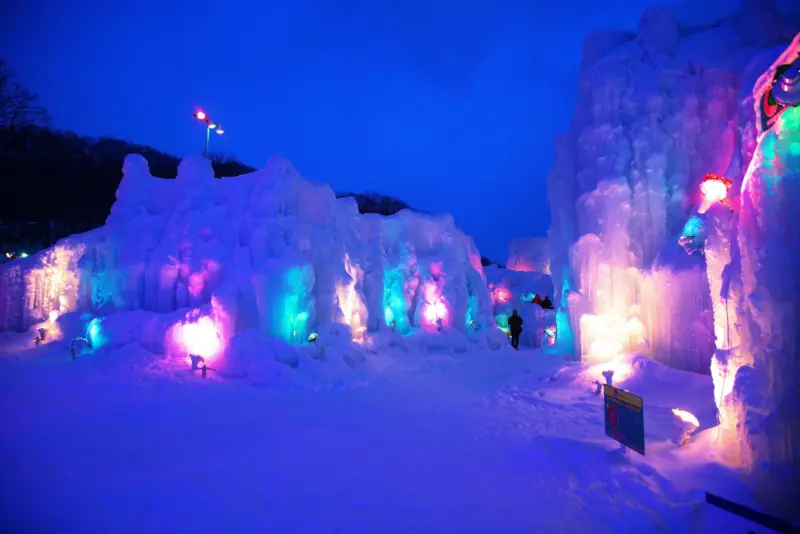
193,110,225,158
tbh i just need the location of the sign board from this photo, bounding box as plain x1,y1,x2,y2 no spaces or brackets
604,384,645,455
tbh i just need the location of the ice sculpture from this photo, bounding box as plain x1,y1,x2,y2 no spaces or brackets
679,34,799,519
0,155,497,354
506,238,550,274
484,266,555,347
546,3,798,371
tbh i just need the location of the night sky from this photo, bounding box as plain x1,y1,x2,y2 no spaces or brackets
1,0,733,262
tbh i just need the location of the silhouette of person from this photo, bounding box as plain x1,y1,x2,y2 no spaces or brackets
507,309,523,350
541,296,553,310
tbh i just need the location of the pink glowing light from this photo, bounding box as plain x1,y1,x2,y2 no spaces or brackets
421,281,448,328
494,287,510,303
423,299,448,324
173,315,224,361
700,173,732,203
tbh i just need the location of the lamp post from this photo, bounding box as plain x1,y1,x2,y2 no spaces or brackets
193,110,225,158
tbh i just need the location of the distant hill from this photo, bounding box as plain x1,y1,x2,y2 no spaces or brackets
0,125,255,249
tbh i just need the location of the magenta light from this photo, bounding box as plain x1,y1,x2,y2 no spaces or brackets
174,315,223,361
423,300,447,324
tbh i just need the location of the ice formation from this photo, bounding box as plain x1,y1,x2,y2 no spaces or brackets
697,34,800,519
506,237,550,274
547,3,800,372
484,266,555,347
0,155,499,361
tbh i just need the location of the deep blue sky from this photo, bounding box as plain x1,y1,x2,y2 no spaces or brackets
1,0,732,262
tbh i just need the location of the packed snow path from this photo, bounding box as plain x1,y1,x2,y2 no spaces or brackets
1,346,716,533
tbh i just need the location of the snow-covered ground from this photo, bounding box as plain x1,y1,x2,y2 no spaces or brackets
0,333,773,534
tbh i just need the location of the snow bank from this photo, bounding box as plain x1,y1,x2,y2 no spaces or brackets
484,266,555,347
0,155,497,361
547,3,800,372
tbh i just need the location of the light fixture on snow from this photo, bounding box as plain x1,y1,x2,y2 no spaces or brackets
34,327,47,346
671,408,700,446
601,369,615,386
35,310,61,346
69,337,91,359
308,332,318,343
354,326,367,341
188,354,215,378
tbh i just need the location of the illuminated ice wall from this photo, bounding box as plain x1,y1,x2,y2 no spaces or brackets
0,155,496,351
703,35,800,519
546,3,798,371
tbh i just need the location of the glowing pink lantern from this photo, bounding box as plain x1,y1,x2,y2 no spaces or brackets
195,110,206,121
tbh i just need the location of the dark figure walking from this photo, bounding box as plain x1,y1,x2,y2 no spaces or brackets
508,309,523,350
541,296,554,310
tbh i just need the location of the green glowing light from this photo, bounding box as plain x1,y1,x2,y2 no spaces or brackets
20,252,28,258
383,268,409,333
86,317,107,349
279,266,313,343
496,313,510,334
681,215,704,238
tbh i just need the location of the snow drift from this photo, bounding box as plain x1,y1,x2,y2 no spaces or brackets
0,155,500,360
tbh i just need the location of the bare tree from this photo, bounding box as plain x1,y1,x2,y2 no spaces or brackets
0,59,50,129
